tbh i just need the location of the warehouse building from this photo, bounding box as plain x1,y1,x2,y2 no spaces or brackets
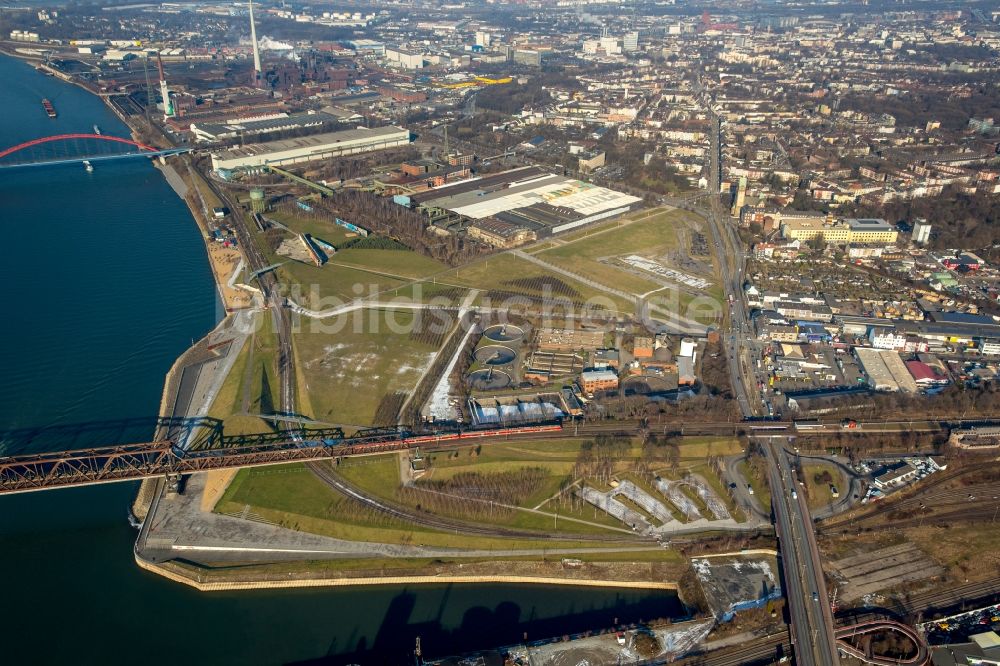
191,111,342,143
854,348,918,393
210,126,410,171
466,218,537,248
410,166,641,236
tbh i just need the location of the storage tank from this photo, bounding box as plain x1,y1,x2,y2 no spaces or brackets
680,337,696,358
249,188,267,213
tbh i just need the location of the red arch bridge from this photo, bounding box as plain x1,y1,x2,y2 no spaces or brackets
0,133,190,169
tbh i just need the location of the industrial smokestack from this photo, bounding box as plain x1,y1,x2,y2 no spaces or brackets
249,0,262,81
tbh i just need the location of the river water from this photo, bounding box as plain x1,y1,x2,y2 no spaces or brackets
0,54,680,665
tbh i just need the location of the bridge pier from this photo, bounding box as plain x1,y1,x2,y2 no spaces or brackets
166,473,184,496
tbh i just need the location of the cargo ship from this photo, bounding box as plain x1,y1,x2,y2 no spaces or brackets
42,98,56,118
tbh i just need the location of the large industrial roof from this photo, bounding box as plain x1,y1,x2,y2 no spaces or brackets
212,125,407,160
414,166,640,221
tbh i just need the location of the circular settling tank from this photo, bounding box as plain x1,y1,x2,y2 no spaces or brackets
473,345,517,366
483,324,524,343
466,368,512,390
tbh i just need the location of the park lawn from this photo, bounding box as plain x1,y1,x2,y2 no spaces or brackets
536,253,661,297
216,462,627,551
202,316,276,440
424,459,576,480
555,208,661,245
275,258,407,307
267,211,355,247
330,248,447,279
738,460,772,511
534,208,717,301
336,453,401,497
173,546,683,583
437,253,635,313
245,312,281,417
424,439,596,468
524,240,559,254
803,463,841,512
508,503,631,534
677,437,742,460
688,462,745,522
206,334,253,422
539,208,685,262
336,450,630,535
385,281,469,306
292,309,440,426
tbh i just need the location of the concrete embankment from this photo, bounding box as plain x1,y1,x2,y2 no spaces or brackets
134,557,679,593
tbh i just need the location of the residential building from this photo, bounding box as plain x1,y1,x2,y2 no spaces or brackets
577,150,606,173
513,49,542,66
780,217,898,245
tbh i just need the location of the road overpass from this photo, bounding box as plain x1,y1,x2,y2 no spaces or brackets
764,438,840,666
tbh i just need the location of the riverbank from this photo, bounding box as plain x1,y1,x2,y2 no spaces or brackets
136,555,680,593
23,53,691,600
1,52,694,665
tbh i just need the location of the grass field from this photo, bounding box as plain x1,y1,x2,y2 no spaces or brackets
738,460,771,511
204,329,272,438
802,463,842,512
336,437,743,533
207,312,281,427
293,309,442,426
257,213,448,308
338,447,638,535
385,280,469,305
268,211,356,247
437,253,635,313
533,208,713,300
216,461,638,550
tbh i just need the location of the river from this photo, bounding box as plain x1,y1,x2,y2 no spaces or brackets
0,54,680,665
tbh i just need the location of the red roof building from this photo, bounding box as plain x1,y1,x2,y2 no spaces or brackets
905,360,949,385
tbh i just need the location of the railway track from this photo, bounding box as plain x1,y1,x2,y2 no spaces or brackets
819,464,1000,534
899,578,1000,616
306,459,656,544
673,631,790,666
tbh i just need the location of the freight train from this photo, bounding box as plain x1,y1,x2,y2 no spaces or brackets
176,422,564,461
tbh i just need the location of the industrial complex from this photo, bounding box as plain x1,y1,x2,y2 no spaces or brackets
403,166,642,240
209,125,410,171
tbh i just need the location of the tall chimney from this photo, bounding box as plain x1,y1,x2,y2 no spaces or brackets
249,0,262,81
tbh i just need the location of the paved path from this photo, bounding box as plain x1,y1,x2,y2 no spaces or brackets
511,250,707,335
141,471,667,565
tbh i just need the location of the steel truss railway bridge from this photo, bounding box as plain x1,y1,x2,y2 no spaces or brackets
3,414,998,496
0,133,190,169
0,418,561,496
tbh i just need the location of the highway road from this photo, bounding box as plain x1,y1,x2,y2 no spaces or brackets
764,438,839,666
671,77,760,419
